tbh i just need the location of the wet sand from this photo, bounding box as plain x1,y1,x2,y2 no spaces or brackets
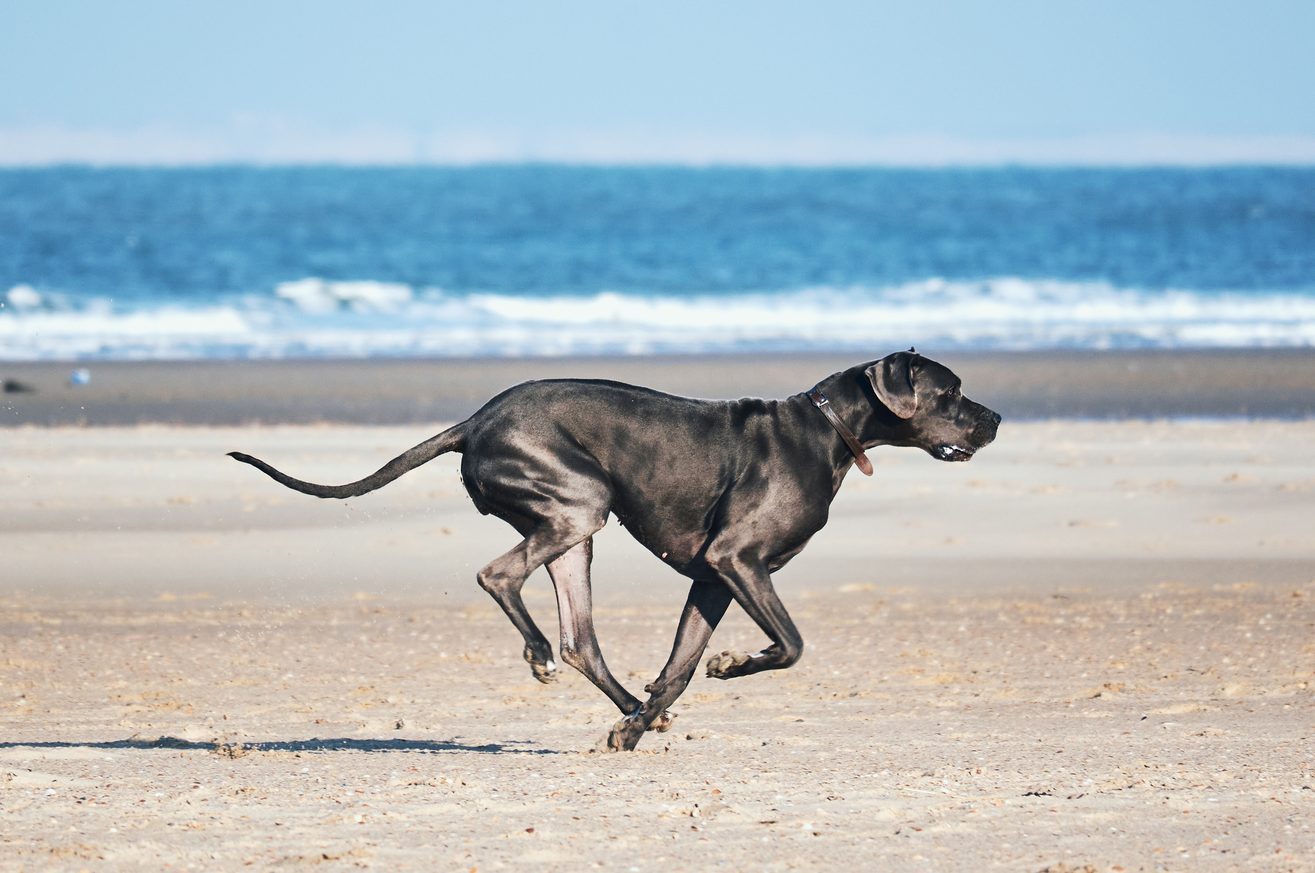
2,353,1314,869
5,348,1315,426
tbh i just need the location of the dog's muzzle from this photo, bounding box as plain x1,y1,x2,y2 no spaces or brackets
935,444,976,462
936,409,1001,462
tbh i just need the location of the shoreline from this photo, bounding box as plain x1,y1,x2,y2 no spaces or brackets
5,348,1315,426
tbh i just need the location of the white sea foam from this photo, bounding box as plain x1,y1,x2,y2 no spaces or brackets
0,305,254,360
274,278,413,313
2,278,1314,360
5,284,44,309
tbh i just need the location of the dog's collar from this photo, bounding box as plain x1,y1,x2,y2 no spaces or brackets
806,388,873,476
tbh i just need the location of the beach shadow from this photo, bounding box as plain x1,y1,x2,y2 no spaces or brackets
0,736,560,755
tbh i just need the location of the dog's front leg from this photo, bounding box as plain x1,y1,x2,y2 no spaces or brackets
606,579,732,751
702,555,804,681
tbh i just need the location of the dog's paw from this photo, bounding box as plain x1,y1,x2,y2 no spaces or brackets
604,713,646,752
646,710,676,733
523,646,558,684
705,650,753,679
530,658,557,684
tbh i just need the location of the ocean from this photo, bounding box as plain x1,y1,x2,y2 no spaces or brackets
1,166,1313,360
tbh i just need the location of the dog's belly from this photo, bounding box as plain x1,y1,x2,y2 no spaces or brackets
608,482,720,573
607,470,827,579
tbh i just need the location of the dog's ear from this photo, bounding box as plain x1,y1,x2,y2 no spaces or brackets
865,352,919,419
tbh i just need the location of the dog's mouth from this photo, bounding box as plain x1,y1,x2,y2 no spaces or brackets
934,444,976,462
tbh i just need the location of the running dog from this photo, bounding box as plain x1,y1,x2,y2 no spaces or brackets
230,350,1001,750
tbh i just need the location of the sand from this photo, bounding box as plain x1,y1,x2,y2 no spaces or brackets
6,349,1315,426
2,356,1314,870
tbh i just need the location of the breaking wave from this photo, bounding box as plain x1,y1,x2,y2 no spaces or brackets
3,277,1315,360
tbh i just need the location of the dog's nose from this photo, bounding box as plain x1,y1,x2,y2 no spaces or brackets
988,410,1002,427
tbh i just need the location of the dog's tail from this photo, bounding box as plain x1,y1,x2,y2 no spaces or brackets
228,421,468,499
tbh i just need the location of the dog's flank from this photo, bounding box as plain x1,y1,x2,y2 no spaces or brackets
229,351,1000,750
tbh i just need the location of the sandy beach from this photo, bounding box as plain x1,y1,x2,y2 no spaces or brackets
2,354,1313,871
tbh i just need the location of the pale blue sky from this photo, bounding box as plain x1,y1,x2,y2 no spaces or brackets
3,0,1313,164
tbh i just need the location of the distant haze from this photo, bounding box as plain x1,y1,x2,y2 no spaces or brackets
3,1,1314,166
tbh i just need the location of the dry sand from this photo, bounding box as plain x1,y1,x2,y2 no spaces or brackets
2,415,1313,871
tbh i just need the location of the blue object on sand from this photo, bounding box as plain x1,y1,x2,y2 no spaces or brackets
69,368,91,386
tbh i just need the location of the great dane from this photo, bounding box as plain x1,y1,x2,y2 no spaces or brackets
229,350,1000,750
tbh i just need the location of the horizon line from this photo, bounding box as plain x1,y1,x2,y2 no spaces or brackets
4,125,1315,168
4,159,1315,170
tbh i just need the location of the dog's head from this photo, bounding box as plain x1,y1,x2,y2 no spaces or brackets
865,351,1000,462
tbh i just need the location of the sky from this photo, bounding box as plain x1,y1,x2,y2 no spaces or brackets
3,0,1314,165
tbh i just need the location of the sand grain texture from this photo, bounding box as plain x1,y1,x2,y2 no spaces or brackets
2,421,1313,871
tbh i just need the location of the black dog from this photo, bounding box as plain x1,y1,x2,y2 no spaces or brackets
230,350,1000,750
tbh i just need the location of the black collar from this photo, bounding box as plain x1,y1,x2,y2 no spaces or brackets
806,388,873,476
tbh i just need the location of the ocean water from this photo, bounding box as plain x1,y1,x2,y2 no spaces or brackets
1,166,1313,360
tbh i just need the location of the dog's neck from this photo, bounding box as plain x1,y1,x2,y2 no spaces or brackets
806,385,873,475
798,366,909,473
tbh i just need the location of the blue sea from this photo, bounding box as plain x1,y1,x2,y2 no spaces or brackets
1,166,1313,360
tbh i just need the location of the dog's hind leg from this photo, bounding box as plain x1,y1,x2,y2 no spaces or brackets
466,441,624,686
605,579,733,751
476,523,599,684
547,537,643,716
